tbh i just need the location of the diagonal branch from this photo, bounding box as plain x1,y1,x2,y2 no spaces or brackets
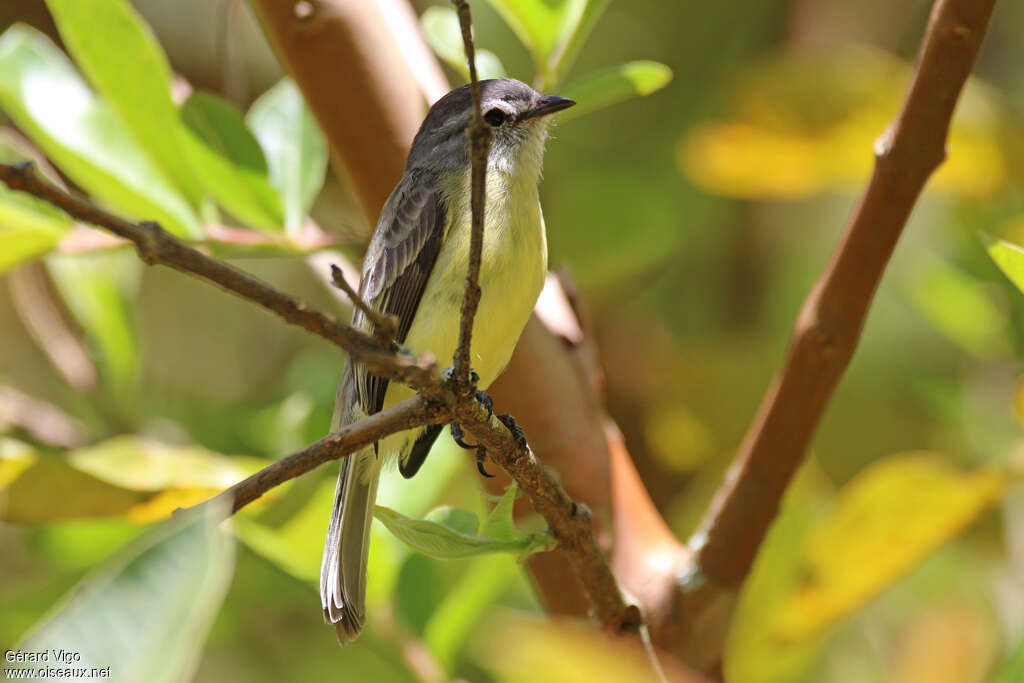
687,0,997,597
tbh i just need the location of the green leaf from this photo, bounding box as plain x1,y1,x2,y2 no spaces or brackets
0,25,201,237
479,482,521,542
0,183,70,273
559,61,672,122
44,0,204,204
991,634,1024,683
47,249,141,403
374,501,548,560
985,234,1024,297
423,554,519,668
420,6,506,81
550,0,612,84
425,505,480,536
180,92,283,231
907,260,1006,358
484,0,588,86
11,502,234,683
247,78,327,236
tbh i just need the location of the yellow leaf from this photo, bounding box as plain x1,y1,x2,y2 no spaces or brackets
125,487,223,523
0,437,37,489
679,46,1009,200
778,453,1005,641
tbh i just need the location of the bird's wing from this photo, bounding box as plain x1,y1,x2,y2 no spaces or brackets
355,169,447,416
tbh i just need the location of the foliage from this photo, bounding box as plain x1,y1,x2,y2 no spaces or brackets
2,0,1024,681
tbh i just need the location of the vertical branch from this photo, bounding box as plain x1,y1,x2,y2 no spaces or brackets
688,0,998,589
451,0,493,389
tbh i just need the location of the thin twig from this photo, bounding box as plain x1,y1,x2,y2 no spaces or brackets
0,162,439,398
211,396,444,513
689,0,998,589
450,0,493,392
329,263,398,343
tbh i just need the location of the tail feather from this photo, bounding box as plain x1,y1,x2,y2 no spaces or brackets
321,449,379,645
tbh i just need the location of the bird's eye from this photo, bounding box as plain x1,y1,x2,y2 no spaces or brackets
483,108,508,127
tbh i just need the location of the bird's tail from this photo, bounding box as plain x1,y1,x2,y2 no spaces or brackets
320,371,379,646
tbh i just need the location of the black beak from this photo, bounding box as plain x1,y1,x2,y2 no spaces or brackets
521,95,576,121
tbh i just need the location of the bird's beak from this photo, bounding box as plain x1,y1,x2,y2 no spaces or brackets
520,95,576,120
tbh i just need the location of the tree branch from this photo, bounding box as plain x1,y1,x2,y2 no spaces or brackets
450,0,492,390
685,0,997,619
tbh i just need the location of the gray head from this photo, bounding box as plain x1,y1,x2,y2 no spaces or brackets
406,78,574,177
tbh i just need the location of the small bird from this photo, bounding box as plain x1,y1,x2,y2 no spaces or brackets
320,78,574,645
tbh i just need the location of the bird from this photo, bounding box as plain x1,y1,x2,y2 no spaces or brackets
320,78,575,645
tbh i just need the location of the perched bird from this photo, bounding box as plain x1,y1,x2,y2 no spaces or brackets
320,78,575,644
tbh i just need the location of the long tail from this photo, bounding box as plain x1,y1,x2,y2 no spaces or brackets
320,371,379,646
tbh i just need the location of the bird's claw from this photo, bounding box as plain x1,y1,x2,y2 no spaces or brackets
476,446,494,478
450,422,475,450
475,389,493,420
497,413,528,449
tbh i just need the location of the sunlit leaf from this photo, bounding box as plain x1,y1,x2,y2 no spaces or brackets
777,454,1005,641
559,61,672,122
478,482,521,543
426,505,480,536
44,0,204,203
985,235,1024,298
47,249,141,402
11,502,234,683
0,25,200,237
0,437,38,489
679,47,1008,200
907,260,1006,358
420,6,505,81
483,0,587,86
34,519,145,571
550,0,612,84
247,78,327,236
180,92,283,231
991,634,1024,683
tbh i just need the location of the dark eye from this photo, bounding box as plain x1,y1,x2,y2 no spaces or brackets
483,108,508,127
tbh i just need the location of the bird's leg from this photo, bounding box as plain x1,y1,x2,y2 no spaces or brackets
447,367,494,452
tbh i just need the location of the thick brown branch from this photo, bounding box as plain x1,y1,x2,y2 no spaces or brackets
450,0,493,390
689,0,997,589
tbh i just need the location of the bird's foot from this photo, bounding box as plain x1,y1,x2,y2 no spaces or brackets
475,446,494,478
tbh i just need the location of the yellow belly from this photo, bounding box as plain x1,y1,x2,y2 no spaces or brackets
377,170,548,460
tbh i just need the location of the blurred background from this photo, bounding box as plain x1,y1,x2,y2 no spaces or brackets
2,0,1024,681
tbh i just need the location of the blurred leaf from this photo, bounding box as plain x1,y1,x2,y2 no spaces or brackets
395,553,443,636
985,235,1024,298
423,554,518,669
234,475,334,583
777,454,1005,641
247,78,327,236
483,0,587,86
550,0,612,84
69,434,262,493
725,462,833,683
680,47,1008,200
12,502,234,683
907,261,1007,358
991,634,1024,683
47,249,141,401
1,435,261,523
0,25,200,237
420,6,506,81
0,441,145,522
559,61,672,122
34,518,145,571
476,613,702,683
478,481,522,543
44,0,204,203
180,92,283,231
